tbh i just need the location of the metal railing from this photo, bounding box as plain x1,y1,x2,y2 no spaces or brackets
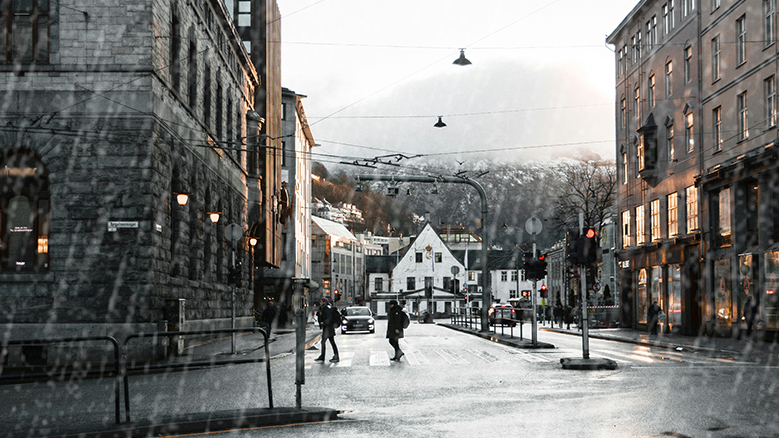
1,327,271,425
122,327,271,423
0,336,122,424
450,308,525,340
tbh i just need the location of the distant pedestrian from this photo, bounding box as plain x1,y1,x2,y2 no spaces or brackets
387,300,405,361
261,301,276,336
647,300,661,335
553,303,563,328
278,303,289,328
315,298,339,363
744,295,758,338
564,306,574,329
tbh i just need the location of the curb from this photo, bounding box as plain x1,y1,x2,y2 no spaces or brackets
23,407,340,438
438,323,555,349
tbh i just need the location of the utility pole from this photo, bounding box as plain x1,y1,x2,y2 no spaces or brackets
357,174,491,332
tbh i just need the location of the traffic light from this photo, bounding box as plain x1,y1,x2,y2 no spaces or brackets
540,284,548,298
537,253,548,279
566,230,579,265
227,263,241,286
578,228,599,264
334,289,340,301
522,290,531,297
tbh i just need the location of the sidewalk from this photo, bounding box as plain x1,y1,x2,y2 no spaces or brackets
1,322,336,438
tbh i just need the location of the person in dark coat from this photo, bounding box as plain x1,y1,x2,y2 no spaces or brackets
315,298,339,363
261,301,276,336
744,295,758,338
387,300,405,361
647,300,661,335
277,303,289,328
553,303,563,328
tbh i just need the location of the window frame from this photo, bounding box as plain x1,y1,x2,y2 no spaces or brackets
737,15,747,65
713,106,723,151
0,0,50,64
766,75,777,128
650,199,661,241
684,46,692,84
738,91,749,140
685,112,694,152
636,205,646,245
649,75,655,108
622,210,632,248
712,35,721,82
665,61,673,98
668,192,679,236
686,185,699,233
766,0,776,48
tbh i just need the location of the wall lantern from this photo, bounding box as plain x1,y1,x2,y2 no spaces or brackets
172,180,191,206
207,210,222,223
249,237,258,247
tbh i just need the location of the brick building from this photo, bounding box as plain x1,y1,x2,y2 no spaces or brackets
0,0,282,356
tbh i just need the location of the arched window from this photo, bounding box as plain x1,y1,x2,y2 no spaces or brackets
1,152,50,271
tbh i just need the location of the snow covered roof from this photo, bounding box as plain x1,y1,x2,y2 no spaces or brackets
312,215,356,240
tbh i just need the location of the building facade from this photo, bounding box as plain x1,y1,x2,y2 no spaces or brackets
310,216,364,306
256,87,316,304
0,0,281,356
609,0,779,337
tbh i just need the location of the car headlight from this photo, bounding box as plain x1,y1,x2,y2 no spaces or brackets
368,318,374,324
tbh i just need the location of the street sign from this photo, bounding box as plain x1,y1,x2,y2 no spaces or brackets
592,282,601,292
450,266,460,275
225,223,243,247
525,217,543,236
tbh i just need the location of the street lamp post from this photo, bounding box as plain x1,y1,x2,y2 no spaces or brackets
357,174,491,332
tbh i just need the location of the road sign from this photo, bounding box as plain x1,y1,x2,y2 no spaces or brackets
225,223,243,247
451,266,460,275
525,217,543,236
592,282,601,292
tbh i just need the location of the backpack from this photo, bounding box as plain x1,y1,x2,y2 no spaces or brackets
328,306,342,329
401,310,410,329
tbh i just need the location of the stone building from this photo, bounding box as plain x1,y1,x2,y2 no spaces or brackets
609,0,779,337
0,0,282,359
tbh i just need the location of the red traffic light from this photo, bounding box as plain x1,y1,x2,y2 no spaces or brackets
585,228,597,239
538,253,547,261
540,284,548,291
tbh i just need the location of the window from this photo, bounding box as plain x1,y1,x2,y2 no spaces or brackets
668,193,679,236
0,0,50,63
636,205,646,245
618,48,624,76
631,35,638,64
415,252,423,263
651,199,661,241
663,3,673,35
712,36,721,82
407,277,416,290
637,135,645,171
766,0,776,47
501,271,508,282
686,185,699,233
738,91,749,140
621,98,626,128
216,84,223,140
1,153,50,271
188,29,197,109
170,3,181,92
713,0,720,11
637,31,642,59
667,123,675,161
647,16,657,50
684,46,692,84
766,76,777,128
634,86,641,121
737,15,747,65
669,0,676,28
713,106,723,151
435,252,442,263
665,61,673,97
685,112,694,152
238,0,251,27
511,271,518,282
622,210,632,247
622,149,628,184
375,277,384,292
719,188,731,236
649,75,655,107
683,0,694,18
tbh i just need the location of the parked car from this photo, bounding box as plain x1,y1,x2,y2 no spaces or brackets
340,306,375,334
489,303,517,327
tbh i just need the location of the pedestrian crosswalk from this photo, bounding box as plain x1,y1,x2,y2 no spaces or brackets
304,342,755,369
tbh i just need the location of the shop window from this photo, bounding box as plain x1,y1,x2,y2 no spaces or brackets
764,251,779,329
1,152,50,271
637,269,648,323
668,264,682,327
714,258,733,327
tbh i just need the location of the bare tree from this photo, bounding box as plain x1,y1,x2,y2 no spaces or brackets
551,160,617,234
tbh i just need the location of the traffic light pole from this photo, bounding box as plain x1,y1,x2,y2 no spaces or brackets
532,242,538,345
579,214,590,360
357,174,490,332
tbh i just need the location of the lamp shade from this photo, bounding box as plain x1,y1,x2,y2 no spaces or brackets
434,116,447,128
453,49,472,66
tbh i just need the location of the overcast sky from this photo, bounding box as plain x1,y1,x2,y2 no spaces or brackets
277,0,639,169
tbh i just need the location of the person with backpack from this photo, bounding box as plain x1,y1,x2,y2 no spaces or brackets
314,297,340,363
387,300,408,361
